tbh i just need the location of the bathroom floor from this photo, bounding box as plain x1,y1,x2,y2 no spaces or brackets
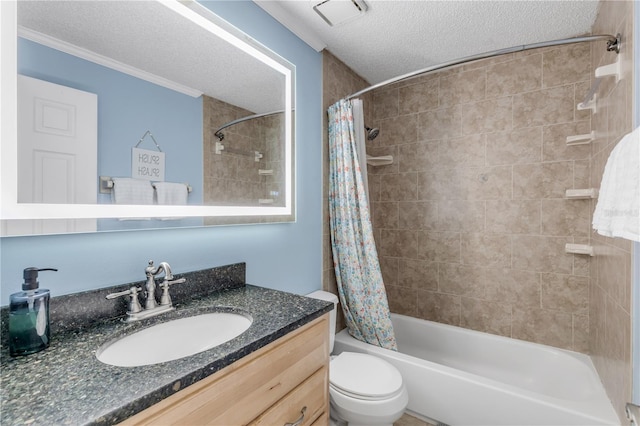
394,413,436,426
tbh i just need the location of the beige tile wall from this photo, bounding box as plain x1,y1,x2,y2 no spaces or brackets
367,43,596,353
588,1,635,421
323,1,637,418
321,3,635,419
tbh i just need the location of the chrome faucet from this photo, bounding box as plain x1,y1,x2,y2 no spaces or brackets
145,260,185,309
144,260,169,310
106,260,186,322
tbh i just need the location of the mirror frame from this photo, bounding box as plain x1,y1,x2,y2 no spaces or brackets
0,0,294,221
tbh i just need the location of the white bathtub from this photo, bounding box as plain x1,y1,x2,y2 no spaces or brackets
333,313,619,425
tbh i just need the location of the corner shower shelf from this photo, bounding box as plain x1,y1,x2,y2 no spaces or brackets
566,131,596,146
595,56,621,82
577,94,597,114
575,33,621,115
366,155,393,167
565,188,598,199
565,243,595,257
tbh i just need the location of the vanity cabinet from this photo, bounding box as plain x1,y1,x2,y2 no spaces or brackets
120,314,330,426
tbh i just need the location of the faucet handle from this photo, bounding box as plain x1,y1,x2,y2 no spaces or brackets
165,278,186,286
158,278,186,306
106,286,140,299
106,286,143,314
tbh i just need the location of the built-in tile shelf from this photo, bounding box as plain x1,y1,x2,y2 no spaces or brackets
565,243,595,256
595,56,621,82
576,94,597,114
575,36,621,115
366,155,393,167
565,188,598,199
566,131,595,146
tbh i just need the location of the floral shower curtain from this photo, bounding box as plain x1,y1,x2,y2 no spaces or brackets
328,98,397,350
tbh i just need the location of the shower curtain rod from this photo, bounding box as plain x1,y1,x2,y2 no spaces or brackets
213,109,287,141
345,34,620,100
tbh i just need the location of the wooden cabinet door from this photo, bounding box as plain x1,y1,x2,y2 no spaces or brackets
249,367,328,426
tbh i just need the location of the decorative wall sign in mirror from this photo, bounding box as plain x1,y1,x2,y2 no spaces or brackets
0,0,295,236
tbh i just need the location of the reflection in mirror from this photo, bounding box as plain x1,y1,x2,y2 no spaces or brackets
1,0,295,236
203,98,286,208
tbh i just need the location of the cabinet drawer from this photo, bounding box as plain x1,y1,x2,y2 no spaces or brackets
121,314,329,426
311,412,329,426
249,366,328,426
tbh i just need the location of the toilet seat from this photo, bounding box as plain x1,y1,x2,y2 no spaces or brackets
330,352,404,401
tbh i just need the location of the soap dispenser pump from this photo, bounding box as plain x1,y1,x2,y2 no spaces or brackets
9,267,58,356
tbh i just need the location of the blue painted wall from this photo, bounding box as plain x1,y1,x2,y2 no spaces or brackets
0,1,323,305
18,38,204,231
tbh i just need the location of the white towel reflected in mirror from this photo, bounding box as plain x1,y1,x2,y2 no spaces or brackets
154,182,189,220
111,177,154,220
111,178,154,205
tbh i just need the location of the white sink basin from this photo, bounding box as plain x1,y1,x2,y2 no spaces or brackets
96,312,252,367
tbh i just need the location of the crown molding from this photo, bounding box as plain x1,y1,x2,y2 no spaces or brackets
17,26,203,98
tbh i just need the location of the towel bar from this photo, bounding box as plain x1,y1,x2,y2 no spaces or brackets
215,142,263,162
100,176,192,194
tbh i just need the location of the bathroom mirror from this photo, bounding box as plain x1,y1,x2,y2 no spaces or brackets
0,0,295,236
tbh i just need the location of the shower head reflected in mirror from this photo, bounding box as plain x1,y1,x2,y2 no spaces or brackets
365,126,379,140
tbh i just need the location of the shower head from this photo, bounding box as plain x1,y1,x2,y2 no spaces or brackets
365,126,379,141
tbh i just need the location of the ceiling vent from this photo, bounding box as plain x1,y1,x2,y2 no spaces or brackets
313,0,368,27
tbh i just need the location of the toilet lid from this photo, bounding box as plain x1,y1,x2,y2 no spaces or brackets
330,352,403,400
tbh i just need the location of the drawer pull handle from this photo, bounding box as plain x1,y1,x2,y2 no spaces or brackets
284,406,307,426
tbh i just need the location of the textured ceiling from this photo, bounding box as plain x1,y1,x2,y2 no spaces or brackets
17,1,601,107
256,0,601,85
17,1,287,114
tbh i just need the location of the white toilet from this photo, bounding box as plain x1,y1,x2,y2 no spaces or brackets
307,291,408,426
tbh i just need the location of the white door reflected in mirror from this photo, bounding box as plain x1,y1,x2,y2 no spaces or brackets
6,75,98,236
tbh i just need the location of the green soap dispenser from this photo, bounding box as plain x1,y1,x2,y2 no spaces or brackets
9,267,58,356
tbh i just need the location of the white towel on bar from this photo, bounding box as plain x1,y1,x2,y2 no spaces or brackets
154,182,189,205
592,126,640,242
111,178,154,205
154,182,189,221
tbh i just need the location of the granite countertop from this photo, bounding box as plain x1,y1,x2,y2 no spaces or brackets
0,265,332,426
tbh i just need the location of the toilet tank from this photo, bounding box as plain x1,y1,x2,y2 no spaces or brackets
306,290,338,352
